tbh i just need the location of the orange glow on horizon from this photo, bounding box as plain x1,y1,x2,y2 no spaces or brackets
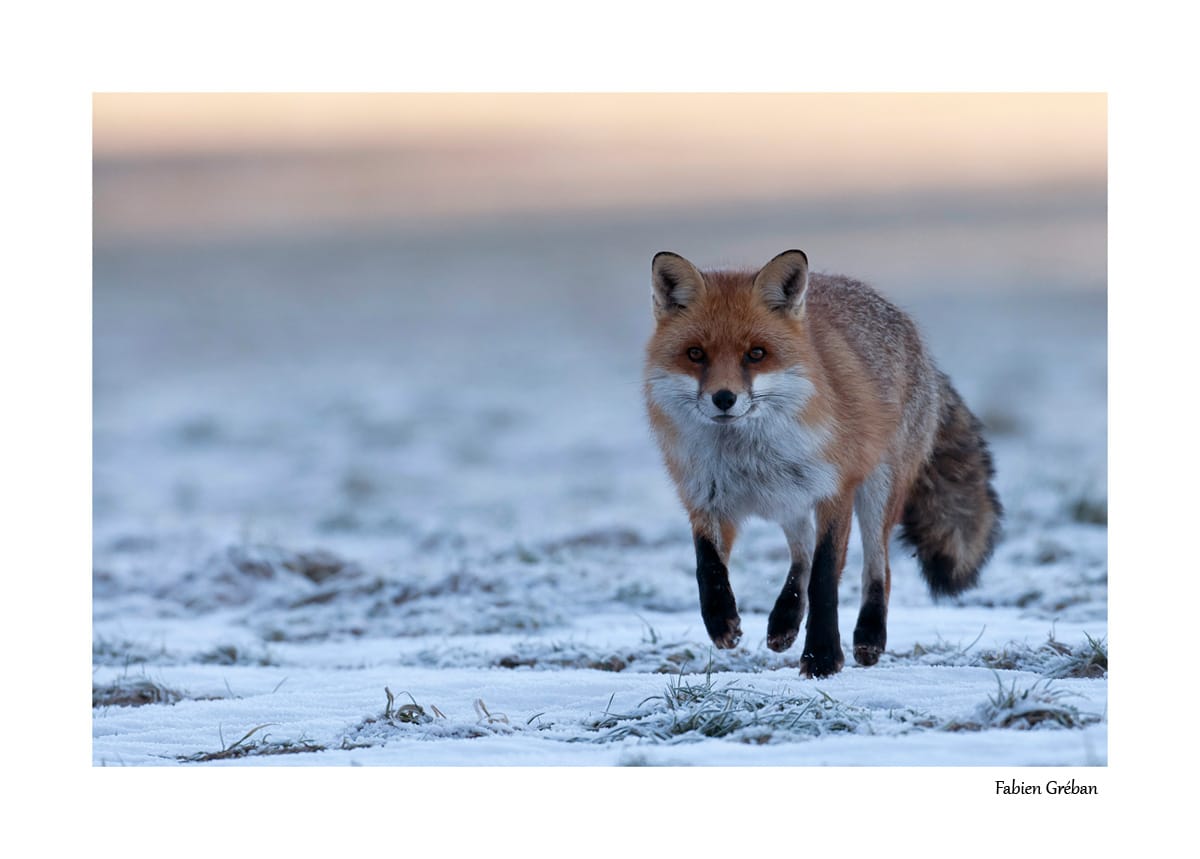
92,93,1106,241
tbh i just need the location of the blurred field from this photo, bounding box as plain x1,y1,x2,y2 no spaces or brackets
93,189,1106,539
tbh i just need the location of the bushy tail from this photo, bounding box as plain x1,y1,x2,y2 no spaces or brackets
900,375,1002,597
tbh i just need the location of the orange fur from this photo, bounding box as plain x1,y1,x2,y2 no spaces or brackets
646,265,904,507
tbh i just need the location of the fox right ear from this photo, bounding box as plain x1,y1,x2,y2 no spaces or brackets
651,252,705,320
754,249,810,316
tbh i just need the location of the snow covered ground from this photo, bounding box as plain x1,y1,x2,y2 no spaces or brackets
93,197,1107,766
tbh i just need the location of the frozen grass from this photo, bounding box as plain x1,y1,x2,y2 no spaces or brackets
989,632,1107,679
579,669,869,745
93,678,185,708
943,675,1103,732
575,664,1100,746
489,637,799,675
885,629,1107,679
338,689,521,749
478,627,1107,681
178,724,327,762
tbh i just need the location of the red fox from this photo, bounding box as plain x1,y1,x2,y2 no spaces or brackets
644,250,1001,677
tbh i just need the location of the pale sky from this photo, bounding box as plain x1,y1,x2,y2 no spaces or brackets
93,94,1106,240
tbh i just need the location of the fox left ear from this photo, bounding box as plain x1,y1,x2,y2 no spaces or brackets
651,251,706,321
754,249,809,316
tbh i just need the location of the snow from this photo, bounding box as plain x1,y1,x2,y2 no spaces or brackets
93,201,1106,766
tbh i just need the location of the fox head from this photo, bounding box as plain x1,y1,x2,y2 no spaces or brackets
645,249,816,426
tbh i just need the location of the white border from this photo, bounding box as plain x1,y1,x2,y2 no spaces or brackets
8,0,1183,852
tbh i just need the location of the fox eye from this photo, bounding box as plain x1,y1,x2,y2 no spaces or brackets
747,347,767,362
686,347,705,362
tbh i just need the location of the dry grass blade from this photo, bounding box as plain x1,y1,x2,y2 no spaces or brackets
384,688,432,724
178,723,327,762
474,698,510,725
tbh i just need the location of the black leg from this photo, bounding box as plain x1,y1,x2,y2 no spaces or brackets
767,561,807,652
694,534,742,649
800,527,845,678
853,581,888,666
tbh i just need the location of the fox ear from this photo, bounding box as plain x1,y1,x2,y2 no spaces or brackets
651,251,705,320
754,249,809,315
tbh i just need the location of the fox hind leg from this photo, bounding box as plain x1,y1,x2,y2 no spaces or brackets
852,465,895,666
767,513,815,652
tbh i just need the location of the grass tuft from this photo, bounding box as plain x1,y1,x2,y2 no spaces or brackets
93,678,185,708
1052,633,1107,679
578,666,866,745
943,675,1102,732
888,629,1107,679
339,688,511,748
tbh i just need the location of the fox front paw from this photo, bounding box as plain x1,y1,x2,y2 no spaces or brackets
705,615,743,649
766,588,804,653
700,590,742,649
767,627,797,653
800,636,845,678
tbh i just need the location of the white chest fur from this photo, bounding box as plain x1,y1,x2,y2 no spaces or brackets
648,369,839,523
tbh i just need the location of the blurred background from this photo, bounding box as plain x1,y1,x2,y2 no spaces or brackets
93,94,1106,632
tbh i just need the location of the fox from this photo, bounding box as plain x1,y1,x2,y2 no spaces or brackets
644,249,1001,677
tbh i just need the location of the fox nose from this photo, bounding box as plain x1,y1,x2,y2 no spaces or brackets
712,390,737,411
